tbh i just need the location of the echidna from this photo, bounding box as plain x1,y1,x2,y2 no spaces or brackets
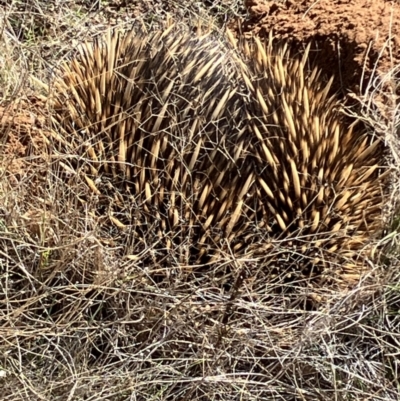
49,25,387,288
50,25,253,266
231,35,388,285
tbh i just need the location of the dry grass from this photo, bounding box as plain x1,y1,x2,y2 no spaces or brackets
1,1,400,400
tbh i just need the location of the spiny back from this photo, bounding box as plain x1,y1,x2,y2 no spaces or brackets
51,26,255,265
50,26,387,289
232,35,387,282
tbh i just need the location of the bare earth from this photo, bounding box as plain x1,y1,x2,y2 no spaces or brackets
241,0,400,95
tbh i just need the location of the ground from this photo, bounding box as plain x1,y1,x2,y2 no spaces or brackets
243,0,400,95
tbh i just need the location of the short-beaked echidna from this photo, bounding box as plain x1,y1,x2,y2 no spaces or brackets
50,25,253,265
232,35,388,284
49,25,387,287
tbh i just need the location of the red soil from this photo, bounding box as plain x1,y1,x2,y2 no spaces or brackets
241,0,400,96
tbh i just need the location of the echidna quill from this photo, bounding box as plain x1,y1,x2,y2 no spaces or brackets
50,25,387,287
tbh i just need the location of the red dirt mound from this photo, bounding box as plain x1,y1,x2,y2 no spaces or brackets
0,96,49,178
241,0,400,96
